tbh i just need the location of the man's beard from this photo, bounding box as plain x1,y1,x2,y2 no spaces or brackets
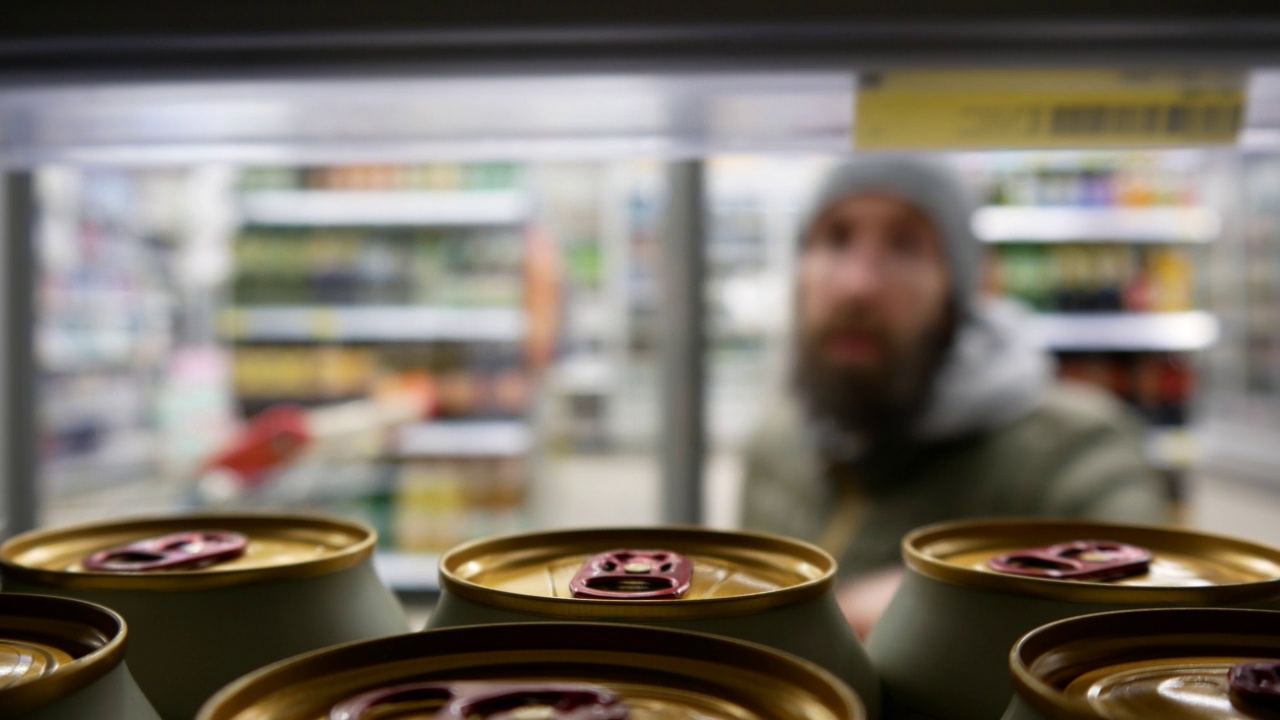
792,304,956,443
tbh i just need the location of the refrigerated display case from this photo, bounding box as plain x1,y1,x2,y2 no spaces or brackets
6,53,1280,584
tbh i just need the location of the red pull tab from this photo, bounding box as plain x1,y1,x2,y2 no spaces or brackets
329,681,629,720
569,549,692,600
83,530,249,572
1230,661,1280,714
987,540,1152,581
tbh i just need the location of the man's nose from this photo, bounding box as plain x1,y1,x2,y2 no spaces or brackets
828,243,887,299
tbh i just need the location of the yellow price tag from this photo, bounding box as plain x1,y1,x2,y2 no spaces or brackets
855,69,1245,150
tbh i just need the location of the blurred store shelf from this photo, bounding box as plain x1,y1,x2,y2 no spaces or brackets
1030,311,1219,351
394,420,532,458
373,551,441,593
220,306,526,342
554,355,615,394
973,206,1220,243
238,190,531,226
1145,426,1199,471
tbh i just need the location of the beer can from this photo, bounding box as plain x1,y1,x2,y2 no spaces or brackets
866,519,1280,720
197,621,865,720
0,512,409,720
1005,608,1280,720
0,592,159,720
428,526,881,717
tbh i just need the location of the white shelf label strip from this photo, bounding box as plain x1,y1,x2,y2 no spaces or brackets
973,206,1221,242
1030,311,1219,351
239,190,531,226
232,306,526,342
395,421,532,457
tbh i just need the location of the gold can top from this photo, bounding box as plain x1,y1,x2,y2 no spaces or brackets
1011,608,1280,720
0,512,376,591
0,593,127,716
904,519,1280,603
439,527,836,620
197,622,863,720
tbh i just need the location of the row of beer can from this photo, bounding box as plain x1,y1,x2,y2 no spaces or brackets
1,512,1279,719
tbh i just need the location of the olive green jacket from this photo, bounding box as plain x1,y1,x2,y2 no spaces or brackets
740,383,1171,578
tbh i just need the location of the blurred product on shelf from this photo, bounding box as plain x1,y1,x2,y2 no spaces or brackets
230,343,530,417
1057,352,1195,426
230,228,524,307
989,244,1196,312
196,388,430,502
980,158,1200,207
238,163,521,192
393,457,528,553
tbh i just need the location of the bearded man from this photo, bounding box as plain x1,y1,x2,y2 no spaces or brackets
740,157,1170,637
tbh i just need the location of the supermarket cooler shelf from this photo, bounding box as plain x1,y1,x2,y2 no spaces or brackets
221,306,527,343
973,206,1220,243
238,189,531,227
1030,311,1219,351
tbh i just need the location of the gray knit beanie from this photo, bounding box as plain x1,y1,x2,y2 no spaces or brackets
797,156,980,311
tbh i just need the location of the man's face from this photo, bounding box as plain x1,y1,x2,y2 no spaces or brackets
794,193,953,435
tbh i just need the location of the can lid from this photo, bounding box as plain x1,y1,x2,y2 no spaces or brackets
0,593,127,716
905,519,1280,603
330,681,629,720
0,513,376,591
439,527,835,620
197,622,864,720
1010,608,1280,720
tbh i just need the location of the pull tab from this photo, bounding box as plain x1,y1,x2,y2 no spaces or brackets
329,681,629,720
987,540,1152,581
569,549,692,600
83,530,249,572
1230,661,1280,715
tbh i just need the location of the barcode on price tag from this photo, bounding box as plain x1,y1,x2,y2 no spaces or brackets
854,69,1246,150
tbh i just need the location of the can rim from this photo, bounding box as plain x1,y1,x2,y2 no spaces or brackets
195,621,864,720
438,526,836,619
0,593,128,716
0,512,376,591
903,518,1280,603
1008,607,1280,720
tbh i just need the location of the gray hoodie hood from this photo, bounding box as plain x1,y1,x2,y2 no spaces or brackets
915,296,1052,440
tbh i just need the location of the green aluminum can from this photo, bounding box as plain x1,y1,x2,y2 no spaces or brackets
198,622,865,720
867,519,1280,720
1003,608,1280,720
0,512,410,720
0,592,160,720
428,526,882,718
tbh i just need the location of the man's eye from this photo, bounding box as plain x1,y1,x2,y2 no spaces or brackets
890,233,926,255
810,229,849,253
